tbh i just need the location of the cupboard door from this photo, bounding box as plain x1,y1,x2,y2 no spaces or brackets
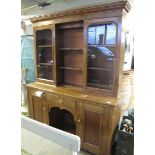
79,102,109,155
84,17,121,96
34,25,55,84
31,93,47,124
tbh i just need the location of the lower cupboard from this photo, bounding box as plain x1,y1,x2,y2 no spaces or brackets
27,87,121,155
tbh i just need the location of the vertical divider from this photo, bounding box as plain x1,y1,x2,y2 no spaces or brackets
83,20,88,95
33,28,37,81
52,24,57,85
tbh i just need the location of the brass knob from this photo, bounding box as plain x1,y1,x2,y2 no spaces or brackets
58,99,63,104
78,119,80,123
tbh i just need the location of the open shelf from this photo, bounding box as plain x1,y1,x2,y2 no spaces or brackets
88,67,113,71
56,23,84,87
37,45,52,48
87,82,112,90
56,68,83,86
60,48,83,51
57,26,83,49
63,70,83,86
59,66,82,71
90,44,116,47
38,63,53,66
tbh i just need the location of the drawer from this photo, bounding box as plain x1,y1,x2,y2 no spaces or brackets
63,97,76,110
47,94,63,105
46,94,76,111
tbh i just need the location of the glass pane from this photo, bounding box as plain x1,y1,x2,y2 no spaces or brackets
96,25,105,44
106,23,116,44
87,70,113,89
88,27,95,44
37,47,53,80
36,28,53,81
37,47,52,64
36,29,52,45
88,46,114,68
87,23,116,89
87,45,114,88
38,65,53,80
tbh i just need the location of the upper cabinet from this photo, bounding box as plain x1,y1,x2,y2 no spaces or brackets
32,1,131,97
34,25,55,84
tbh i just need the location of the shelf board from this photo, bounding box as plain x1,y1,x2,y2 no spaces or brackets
59,66,82,71
60,48,83,51
38,63,53,66
88,67,113,71
61,83,83,87
89,44,116,47
87,82,112,89
37,45,52,48
38,78,54,82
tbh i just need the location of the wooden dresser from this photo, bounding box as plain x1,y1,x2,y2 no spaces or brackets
26,1,133,155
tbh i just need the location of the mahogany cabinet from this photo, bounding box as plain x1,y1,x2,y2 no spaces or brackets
26,1,132,155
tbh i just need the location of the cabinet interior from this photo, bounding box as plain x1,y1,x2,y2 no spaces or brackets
49,107,76,135
56,21,84,87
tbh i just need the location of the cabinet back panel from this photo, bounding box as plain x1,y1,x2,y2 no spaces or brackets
64,51,83,68
59,29,83,48
64,70,83,86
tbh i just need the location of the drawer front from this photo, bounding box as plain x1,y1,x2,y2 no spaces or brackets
46,94,76,112
47,94,63,105
63,97,76,110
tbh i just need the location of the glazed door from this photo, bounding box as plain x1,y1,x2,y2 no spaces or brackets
79,102,109,155
84,17,121,96
34,25,55,84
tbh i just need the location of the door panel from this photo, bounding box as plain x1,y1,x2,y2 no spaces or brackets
30,89,48,124
79,102,110,155
32,94,44,123
84,110,101,146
